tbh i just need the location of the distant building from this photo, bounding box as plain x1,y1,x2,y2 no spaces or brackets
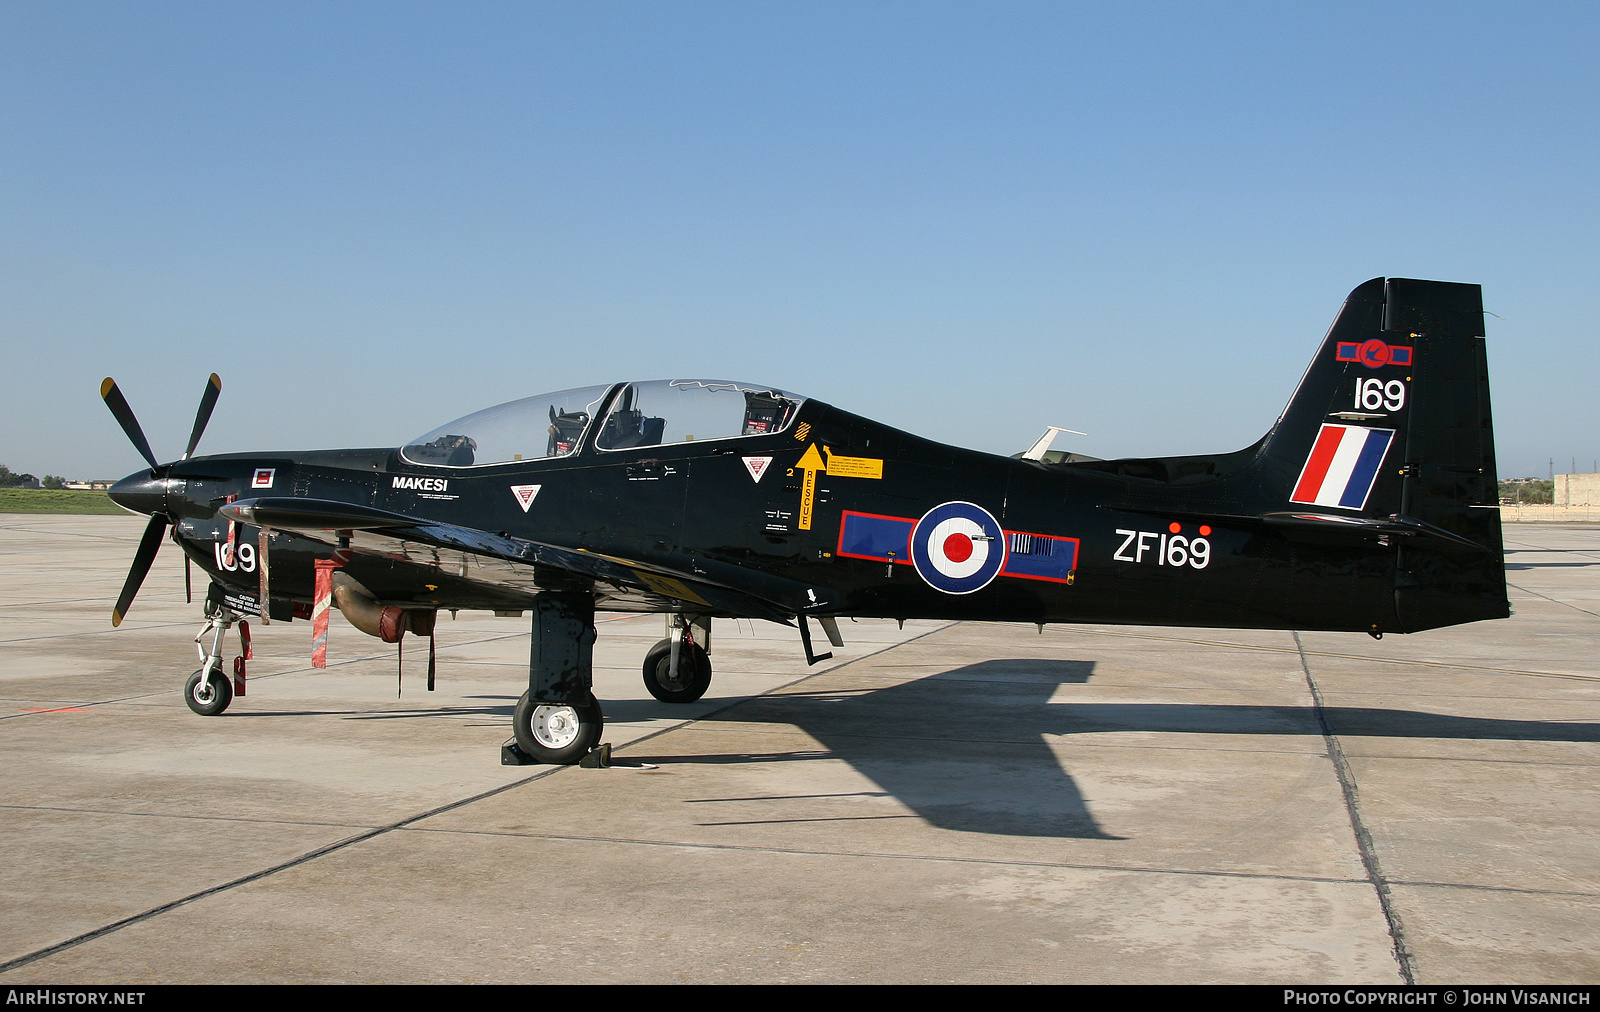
1554,473,1600,506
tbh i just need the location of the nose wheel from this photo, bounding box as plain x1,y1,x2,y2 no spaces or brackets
184,665,234,716
184,605,240,716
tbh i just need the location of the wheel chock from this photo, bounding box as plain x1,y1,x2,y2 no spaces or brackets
501,738,535,766
502,739,612,767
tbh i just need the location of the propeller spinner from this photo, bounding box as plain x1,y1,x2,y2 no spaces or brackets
102,374,222,626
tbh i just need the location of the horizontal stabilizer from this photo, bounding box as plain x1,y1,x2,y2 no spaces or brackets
1106,503,1491,552
1260,511,1491,551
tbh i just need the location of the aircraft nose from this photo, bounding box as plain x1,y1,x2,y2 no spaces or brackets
108,470,169,517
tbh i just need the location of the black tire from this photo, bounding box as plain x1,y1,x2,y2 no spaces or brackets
184,666,233,716
512,690,603,764
642,638,712,703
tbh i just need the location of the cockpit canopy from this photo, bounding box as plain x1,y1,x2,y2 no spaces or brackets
401,380,805,468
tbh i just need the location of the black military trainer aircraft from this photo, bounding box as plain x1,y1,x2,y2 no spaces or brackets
103,277,1506,764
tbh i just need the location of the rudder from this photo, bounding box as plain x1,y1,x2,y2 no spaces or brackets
1385,279,1507,630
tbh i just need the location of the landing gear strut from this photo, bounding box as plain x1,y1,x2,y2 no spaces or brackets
185,602,239,716
505,592,605,765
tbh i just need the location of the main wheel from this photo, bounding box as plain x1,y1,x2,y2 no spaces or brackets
184,666,233,716
642,638,712,703
513,690,604,764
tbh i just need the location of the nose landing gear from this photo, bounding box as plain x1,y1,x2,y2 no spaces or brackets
184,666,233,716
185,601,244,716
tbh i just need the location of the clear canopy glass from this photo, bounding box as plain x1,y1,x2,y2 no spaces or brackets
400,379,805,467
594,380,804,450
400,384,612,467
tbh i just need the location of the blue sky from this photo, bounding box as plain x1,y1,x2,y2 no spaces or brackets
3,1,1596,480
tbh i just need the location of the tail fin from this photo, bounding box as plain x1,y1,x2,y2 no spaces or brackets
1257,277,1507,630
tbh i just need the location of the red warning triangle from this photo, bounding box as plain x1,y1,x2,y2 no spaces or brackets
742,456,773,483
510,484,541,512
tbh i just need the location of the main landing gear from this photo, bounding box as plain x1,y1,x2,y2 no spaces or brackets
504,592,607,766
505,603,717,765
512,690,605,764
641,614,712,703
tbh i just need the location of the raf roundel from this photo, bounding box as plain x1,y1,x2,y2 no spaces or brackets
910,501,1007,594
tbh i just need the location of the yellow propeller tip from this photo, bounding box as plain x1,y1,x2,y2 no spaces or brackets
100,378,116,397
111,610,124,627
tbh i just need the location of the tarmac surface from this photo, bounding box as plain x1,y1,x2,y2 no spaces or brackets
0,514,1596,984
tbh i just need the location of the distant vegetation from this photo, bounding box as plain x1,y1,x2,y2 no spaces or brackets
0,464,122,513
0,465,70,489
1499,479,1553,504
0,463,45,487
0,489,123,514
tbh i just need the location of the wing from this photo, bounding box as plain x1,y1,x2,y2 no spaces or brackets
219,497,836,622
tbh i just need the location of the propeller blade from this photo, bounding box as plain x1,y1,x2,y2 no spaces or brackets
112,514,168,627
183,373,223,459
100,378,159,470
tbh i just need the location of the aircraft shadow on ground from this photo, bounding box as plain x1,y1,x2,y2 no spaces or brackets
253,659,1599,841
1504,561,1600,569
634,658,1600,841
239,696,519,721
635,659,1122,839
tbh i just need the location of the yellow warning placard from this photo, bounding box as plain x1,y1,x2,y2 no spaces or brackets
822,449,883,480
794,443,885,530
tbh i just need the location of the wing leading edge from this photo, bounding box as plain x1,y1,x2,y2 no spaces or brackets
218,497,836,623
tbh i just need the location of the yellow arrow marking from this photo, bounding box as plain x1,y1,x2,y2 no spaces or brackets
797,443,826,471
796,443,826,530
794,444,884,530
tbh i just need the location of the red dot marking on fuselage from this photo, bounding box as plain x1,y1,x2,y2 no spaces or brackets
943,533,974,563
1168,522,1181,534
1199,525,1212,536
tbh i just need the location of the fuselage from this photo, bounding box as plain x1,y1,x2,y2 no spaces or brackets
117,397,1405,635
